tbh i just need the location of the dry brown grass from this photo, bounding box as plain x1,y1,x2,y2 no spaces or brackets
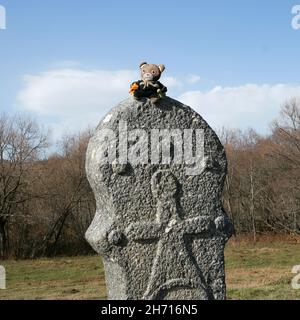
228,233,300,245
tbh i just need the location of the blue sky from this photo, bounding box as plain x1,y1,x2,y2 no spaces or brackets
0,0,300,139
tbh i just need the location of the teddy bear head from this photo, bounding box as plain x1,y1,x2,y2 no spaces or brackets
140,62,165,82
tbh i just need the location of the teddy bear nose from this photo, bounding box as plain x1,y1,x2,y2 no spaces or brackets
144,73,153,79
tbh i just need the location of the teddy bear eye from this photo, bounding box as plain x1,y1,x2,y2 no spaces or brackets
152,70,155,74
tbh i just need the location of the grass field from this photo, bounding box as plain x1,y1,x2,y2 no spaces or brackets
0,236,300,300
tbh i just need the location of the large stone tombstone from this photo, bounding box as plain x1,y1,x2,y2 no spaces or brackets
85,97,234,300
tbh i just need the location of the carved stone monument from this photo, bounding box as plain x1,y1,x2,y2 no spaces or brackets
85,97,234,300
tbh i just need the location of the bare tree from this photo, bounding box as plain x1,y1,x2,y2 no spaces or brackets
0,113,48,257
32,130,94,257
268,98,300,234
1,100,299,257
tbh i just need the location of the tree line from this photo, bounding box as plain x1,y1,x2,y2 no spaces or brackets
0,99,299,258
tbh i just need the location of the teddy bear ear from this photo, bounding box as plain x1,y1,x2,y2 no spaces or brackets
140,62,147,68
158,64,165,73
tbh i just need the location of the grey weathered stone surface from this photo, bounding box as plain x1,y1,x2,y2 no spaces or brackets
85,96,234,300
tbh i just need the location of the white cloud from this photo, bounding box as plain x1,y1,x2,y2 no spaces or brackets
17,68,184,139
18,69,138,116
186,74,201,84
17,68,300,139
163,76,182,88
17,68,139,138
178,84,300,133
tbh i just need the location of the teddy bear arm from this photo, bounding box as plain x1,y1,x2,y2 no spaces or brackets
157,81,167,93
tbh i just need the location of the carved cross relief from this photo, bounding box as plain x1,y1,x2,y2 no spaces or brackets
126,170,216,300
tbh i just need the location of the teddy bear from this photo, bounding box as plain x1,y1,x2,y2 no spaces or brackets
129,62,167,104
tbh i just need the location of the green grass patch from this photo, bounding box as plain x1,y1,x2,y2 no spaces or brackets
0,241,300,300
0,256,106,300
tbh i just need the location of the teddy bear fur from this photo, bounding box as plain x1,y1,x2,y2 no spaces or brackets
129,62,167,103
